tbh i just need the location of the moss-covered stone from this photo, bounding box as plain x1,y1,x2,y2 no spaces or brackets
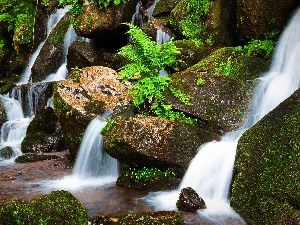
153,0,180,16
15,153,60,163
231,89,300,225
116,166,181,191
117,211,184,225
0,82,15,94
188,47,271,82
21,133,66,153
103,115,215,174
0,190,88,224
165,70,253,133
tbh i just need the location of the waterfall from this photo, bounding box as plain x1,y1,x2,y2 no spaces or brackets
17,6,70,85
35,111,119,191
72,116,118,178
0,7,73,164
145,6,300,218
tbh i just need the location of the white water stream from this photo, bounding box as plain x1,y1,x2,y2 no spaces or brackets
36,111,119,191
145,6,300,222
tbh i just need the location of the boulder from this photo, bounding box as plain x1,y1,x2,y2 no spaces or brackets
176,187,206,212
73,0,139,41
237,0,299,43
152,0,180,16
21,133,66,153
0,190,88,224
165,70,253,134
52,66,133,160
231,89,300,224
0,99,7,127
0,146,14,159
103,115,215,171
66,41,99,71
15,153,60,163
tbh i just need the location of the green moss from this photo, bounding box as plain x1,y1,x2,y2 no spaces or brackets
0,190,88,224
15,154,59,163
50,16,70,47
231,90,300,224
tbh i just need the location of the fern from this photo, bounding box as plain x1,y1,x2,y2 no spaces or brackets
119,23,194,123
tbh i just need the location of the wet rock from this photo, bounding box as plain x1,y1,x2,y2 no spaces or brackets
52,66,133,160
0,146,14,159
0,99,7,127
171,0,237,46
231,89,300,224
27,107,61,135
165,70,253,134
21,133,66,154
15,153,60,163
237,0,299,43
152,0,180,16
117,211,185,225
0,190,88,224
67,41,99,71
103,115,215,172
73,0,139,41
176,187,206,212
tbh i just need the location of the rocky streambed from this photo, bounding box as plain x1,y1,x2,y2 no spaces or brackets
0,151,245,225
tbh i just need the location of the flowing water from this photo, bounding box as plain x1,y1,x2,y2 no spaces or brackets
145,6,300,223
0,7,77,164
35,111,119,191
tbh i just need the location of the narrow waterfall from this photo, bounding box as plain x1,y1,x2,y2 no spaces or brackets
17,7,70,85
146,6,300,217
73,116,118,179
36,112,119,191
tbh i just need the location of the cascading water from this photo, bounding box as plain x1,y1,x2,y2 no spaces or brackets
146,6,300,221
17,6,70,85
36,111,119,191
0,7,76,164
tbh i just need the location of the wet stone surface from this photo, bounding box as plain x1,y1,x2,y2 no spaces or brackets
0,151,245,224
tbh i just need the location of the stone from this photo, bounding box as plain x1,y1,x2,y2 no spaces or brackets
176,187,206,212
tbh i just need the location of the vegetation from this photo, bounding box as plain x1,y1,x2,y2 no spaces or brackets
235,39,276,59
118,23,194,122
0,190,88,224
124,167,177,183
0,0,48,51
178,0,210,46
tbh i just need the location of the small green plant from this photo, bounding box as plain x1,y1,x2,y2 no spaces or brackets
125,167,176,183
196,77,205,86
100,118,115,135
214,59,233,77
235,39,276,59
0,37,5,49
179,0,210,46
119,23,194,122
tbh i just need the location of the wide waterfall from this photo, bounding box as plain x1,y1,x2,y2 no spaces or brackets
0,7,76,164
145,5,300,221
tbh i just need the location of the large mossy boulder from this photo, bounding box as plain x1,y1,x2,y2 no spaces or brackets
31,13,71,82
165,70,253,134
231,89,300,225
103,115,215,171
236,0,299,43
0,190,88,224
52,66,133,160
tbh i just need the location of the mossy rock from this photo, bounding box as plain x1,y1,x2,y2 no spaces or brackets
0,82,15,94
153,0,180,16
0,146,14,159
116,166,181,191
231,89,300,224
0,99,7,127
21,133,66,153
188,47,271,82
173,40,215,71
15,153,60,163
0,190,88,224
117,211,184,225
